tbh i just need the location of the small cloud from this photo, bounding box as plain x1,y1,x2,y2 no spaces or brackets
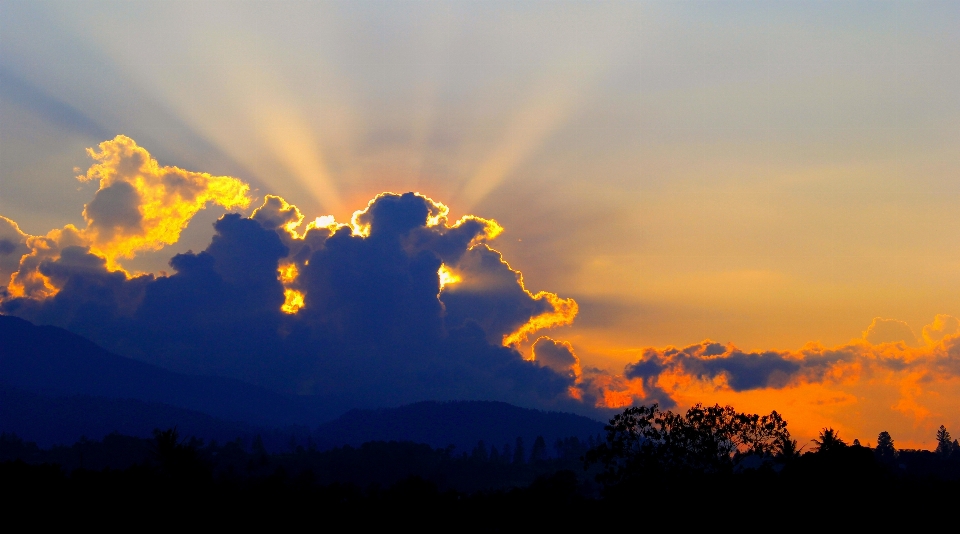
532,337,581,382
863,317,919,346
0,216,30,294
922,314,960,346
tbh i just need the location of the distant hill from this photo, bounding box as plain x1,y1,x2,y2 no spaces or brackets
0,384,254,447
0,314,320,427
1,315,608,453
315,400,605,455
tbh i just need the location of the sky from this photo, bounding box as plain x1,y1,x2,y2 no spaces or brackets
1,0,959,448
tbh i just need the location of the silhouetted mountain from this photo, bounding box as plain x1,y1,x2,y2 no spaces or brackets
1,315,607,454
0,384,253,447
0,315,320,427
315,400,605,454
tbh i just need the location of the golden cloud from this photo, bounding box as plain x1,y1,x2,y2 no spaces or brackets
3,136,252,299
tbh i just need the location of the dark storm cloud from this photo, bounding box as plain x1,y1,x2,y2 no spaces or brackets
2,192,587,418
441,245,554,345
532,337,579,380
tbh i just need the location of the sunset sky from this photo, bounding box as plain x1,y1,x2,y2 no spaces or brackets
2,1,959,448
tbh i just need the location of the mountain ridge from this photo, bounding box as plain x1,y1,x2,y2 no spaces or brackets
1,314,607,453
316,399,605,454
0,314,320,426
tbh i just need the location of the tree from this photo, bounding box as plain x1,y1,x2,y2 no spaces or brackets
875,431,896,461
529,436,547,462
513,437,526,465
471,440,488,462
501,443,512,464
584,403,793,485
151,427,206,478
776,432,800,461
935,425,953,457
813,428,846,454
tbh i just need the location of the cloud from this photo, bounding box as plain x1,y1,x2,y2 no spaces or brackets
601,315,960,438
4,136,252,299
532,337,580,381
624,341,856,393
863,317,919,346
77,135,252,265
441,245,577,347
9,136,956,438
922,314,960,346
1,151,591,417
0,216,30,298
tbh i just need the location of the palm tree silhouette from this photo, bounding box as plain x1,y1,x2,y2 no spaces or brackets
813,428,846,453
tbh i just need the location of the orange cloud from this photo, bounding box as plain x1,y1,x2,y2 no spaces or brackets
862,317,919,346
503,291,578,347
78,135,251,266
3,136,252,299
922,314,960,346
591,315,960,447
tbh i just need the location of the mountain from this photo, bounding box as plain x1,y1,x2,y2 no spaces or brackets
1,315,608,454
0,384,254,447
0,314,319,427
315,400,605,454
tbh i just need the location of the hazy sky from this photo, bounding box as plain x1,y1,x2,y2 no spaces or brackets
2,1,960,446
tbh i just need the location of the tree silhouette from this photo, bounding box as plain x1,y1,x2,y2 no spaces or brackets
776,432,801,461
151,427,206,478
584,403,793,485
529,436,547,462
501,443,512,464
513,437,525,465
813,428,846,454
471,440,489,462
875,431,896,461
935,426,953,457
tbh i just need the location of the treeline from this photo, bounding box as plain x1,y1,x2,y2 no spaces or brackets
2,404,960,519
0,429,601,495
583,403,960,517
584,403,960,486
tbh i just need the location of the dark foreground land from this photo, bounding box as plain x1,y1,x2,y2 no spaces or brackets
2,427,959,526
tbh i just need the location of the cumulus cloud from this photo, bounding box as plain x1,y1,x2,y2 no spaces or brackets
623,341,856,393
0,216,30,297
532,337,580,380
8,136,958,436
863,317,919,346
4,136,251,300
922,314,960,346
598,314,960,426
77,135,252,265
1,145,590,418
